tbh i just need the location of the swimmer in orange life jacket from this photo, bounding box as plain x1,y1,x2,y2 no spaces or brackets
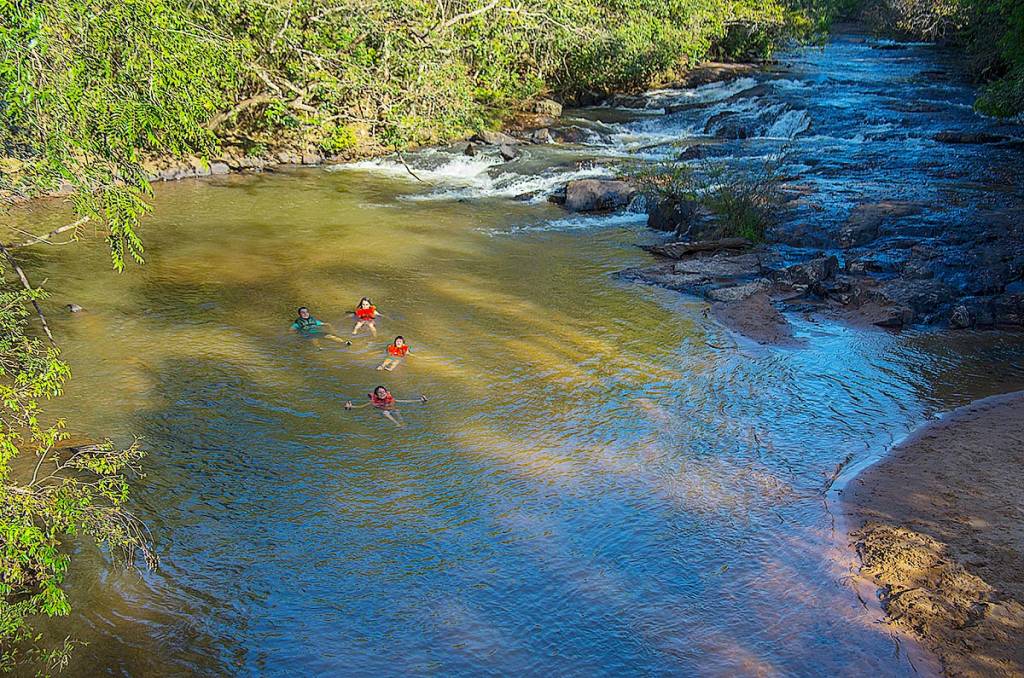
345,386,427,427
377,336,412,371
350,297,381,337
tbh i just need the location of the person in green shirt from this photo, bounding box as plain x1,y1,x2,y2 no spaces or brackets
291,306,349,347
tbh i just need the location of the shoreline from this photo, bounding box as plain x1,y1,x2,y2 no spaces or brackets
840,391,1024,677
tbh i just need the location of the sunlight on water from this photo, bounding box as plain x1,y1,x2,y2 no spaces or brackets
4,33,1024,678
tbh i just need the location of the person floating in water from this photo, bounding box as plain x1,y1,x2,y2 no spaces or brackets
291,306,349,347
350,297,381,337
345,386,427,427
377,335,412,371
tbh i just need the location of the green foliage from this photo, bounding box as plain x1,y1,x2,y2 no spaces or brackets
0,279,154,673
0,0,245,269
2,0,826,237
632,156,786,242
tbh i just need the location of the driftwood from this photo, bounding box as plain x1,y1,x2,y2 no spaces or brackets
641,237,752,259
0,242,55,344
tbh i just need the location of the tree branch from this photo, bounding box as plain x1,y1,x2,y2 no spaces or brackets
0,242,56,344
8,216,90,249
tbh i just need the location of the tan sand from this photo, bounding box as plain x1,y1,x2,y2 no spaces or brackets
842,392,1024,677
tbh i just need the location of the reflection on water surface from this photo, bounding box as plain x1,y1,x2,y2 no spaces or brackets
9,33,1024,678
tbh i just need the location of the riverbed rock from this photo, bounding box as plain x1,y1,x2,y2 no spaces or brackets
707,279,770,302
529,128,553,144
471,130,518,146
992,293,1024,327
301,152,322,166
643,238,752,258
673,252,763,279
676,146,705,161
647,197,702,233
838,201,923,248
65,303,84,313
189,158,212,177
950,297,995,329
712,293,799,346
675,62,756,88
499,144,519,161
464,143,480,157
774,255,839,292
933,131,1009,145
210,162,231,175
564,179,636,212
530,98,562,117
552,126,599,144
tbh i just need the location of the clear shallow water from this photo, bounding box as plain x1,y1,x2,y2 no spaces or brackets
9,33,1024,677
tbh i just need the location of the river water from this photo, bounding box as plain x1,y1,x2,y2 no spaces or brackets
11,32,1024,677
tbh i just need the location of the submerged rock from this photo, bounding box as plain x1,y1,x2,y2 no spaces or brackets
564,179,636,212
933,131,1009,145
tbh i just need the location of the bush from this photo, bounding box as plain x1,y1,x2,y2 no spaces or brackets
632,155,787,242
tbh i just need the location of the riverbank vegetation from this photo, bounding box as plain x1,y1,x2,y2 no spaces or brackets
632,157,786,242
859,0,1024,117
1,0,835,263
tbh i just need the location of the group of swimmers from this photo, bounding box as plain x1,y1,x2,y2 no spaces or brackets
290,297,426,426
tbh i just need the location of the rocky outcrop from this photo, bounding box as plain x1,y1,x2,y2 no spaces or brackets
563,179,636,212
499,144,519,161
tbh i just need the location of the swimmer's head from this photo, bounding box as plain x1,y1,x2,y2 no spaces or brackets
373,386,389,399
393,336,405,347
358,297,372,309
297,306,310,318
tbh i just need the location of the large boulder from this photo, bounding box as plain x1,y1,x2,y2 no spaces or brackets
471,130,518,146
773,255,839,294
530,98,562,117
564,179,636,212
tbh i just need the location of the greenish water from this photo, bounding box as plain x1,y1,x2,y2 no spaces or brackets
7,32,1024,678
9,168,1022,677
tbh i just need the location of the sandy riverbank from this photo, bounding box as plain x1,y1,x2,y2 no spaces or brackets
842,392,1024,677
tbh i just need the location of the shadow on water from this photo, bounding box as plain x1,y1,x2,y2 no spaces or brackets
5,32,1024,678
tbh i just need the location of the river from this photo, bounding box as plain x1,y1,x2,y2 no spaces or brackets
11,31,1024,677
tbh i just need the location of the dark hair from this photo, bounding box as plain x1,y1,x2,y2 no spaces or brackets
358,297,372,308
298,306,309,313
372,385,388,397
394,335,404,342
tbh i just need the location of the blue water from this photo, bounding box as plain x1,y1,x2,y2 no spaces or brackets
20,31,1024,677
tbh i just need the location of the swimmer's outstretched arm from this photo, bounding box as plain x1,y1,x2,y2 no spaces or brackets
394,395,428,404
344,401,373,410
